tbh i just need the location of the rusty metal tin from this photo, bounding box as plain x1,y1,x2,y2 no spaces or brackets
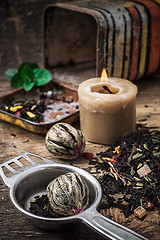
44,0,160,85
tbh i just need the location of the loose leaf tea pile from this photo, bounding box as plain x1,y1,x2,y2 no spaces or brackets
89,125,160,218
2,99,47,122
29,194,85,218
29,195,63,218
1,90,79,123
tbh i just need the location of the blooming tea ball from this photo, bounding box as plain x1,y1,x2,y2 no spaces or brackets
45,123,86,159
46,172,89,216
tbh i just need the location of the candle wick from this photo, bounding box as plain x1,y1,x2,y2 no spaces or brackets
102,85,113,94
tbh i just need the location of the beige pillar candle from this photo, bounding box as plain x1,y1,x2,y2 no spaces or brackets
78,77,138,145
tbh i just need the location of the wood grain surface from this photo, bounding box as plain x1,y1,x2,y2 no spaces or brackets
0,1,160,239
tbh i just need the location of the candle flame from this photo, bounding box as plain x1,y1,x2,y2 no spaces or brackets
101,68,108,83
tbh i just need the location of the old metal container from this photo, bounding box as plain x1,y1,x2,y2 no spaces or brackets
44,0,160,86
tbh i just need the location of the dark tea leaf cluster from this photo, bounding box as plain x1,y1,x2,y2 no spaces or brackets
29,195,63,218
2,99,47,122
89,125,160,217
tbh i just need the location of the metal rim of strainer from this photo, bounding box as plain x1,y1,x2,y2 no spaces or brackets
10,162,102,222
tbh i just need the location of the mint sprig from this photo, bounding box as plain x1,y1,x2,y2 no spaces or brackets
5,62,52,91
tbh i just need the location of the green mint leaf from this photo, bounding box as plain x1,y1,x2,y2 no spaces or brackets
18,62,39,71
33,68,52,86
27,62,39,70
23,78,35,91
5,62,40,91
19,64,34,82
18,64,35,91
5,69,18,82
11,73,23,88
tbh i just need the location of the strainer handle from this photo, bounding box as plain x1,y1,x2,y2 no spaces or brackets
0,152,54,188
82,210,148,240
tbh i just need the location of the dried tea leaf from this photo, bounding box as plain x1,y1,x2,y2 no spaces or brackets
132,153,143,160
130,167,135,176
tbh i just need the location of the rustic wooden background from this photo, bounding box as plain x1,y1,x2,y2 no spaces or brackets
0,0,73,76
0,1,160,240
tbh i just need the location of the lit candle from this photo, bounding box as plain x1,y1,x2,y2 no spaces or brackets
78,69,138,145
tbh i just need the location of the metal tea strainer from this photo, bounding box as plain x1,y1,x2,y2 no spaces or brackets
0,152,148,240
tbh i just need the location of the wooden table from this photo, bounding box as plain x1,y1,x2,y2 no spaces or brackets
0,73,160,240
